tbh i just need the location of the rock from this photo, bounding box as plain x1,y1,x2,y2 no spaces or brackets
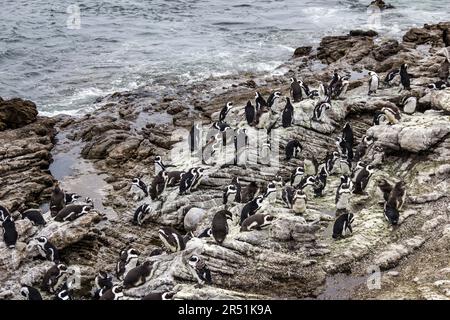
317,35,375,64
403,22,450,46
0,98,38,131
430,90,450,112
372,39,401,62
293,46,312,57
349,30,378,37
374,236,425,270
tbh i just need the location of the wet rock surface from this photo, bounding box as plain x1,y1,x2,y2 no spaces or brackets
1,22,450,300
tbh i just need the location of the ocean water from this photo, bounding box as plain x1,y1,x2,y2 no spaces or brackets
1,0,449,116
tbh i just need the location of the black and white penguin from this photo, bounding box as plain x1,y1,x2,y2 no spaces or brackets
313,167,328,197
240,195,264,225
191,167,205,191
132,203,153,226
378,179,393,202
211,210,232,244
292,189,307,215
179,168,196,195
142,291,175,300
54,205,92,222
332,212,354,239
372,110,387,125
123,261,154,289
64,193,81,205
354,136,375,163
282,97,294,128
341,122,354,161
99,285,123,300
240,213,275,231
443,28,450,47
368,71,379,95
384,69,399,86
34,236,60,262
285,139,302,161
131,177,149,198
290,77,303,102
386,180,406,211
50,183,66,217
290,166,305,186
334,76,350,99
353,164,375,195
189,123,202,153
244,100,256,125
21,208,46,226
41,263,69,293
255,91,267,111
219,101,234,123
197,227,213,238
297,175,316,190
187,255,212,285
0,204,10,221
335,175,353,212
282,186,296,209
150,171,169,200
337,155,352,176
94,270,113,299
351,160,366,183
262,181,277,204
399,63,411,91
2,216,17,249
54,283,73,301
241,181,259,203
158,227,190,252
267,91,282,109
20,285,42,300
116,248,140,281
223,184,237,205
154,155,175,173
318,82,331,103
312,101,331,122
322,151,339,175
382,105,401,124
428,80,449,90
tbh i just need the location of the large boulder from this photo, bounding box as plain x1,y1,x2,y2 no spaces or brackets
0,98,38,130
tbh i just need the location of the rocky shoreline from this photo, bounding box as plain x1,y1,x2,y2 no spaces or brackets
1,22,450,300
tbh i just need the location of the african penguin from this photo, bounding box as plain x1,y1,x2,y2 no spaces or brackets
267,91,282,109
197,227,213,238
21,208,46,226
386,181,406,211
20,285,42,300
290,166,305,186
353,136,375,163
54,205,92,222
313,167,328,197
64,193,81,205
241,181,259,203
223,184,237,205
297,175,316,190
179,168,197,195
255,91,267,111
130,177,149,200
94,270,113,298
219,102,234,123
211,210,233,244
50,183,66,217
282,97,294,128
132,203,153,226
262,181,277,204
384,69,399,86
382,106,401,124
187,255,212,285
335,175,353,212
290,77,303,102
34,236,60,262
244,101,256,125
191,167,205,191
41,263,69,293
123,261,154,289
353,164,375,195
142,291,175,300
332,212,354,239
0,204,10,221
368,71,379,95
240,195,264,225
351,161,366,183
372,110,387,125
54,282,73,301
150,171,169,200
116,248,140,280
292,189,307,215
428,80,448,90
158,227,190,252
2,216,17,249
312,101,331,122
240,213,275,232
378,179,393,202
285,139,302,161
189,123,202,153
399,63,411,91
99,285,123,300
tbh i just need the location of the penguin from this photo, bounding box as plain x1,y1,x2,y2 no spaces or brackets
428,80,448,90
373,110,387,125
231,177,243,202
240,213,275,231
54,283,73,301
335,76,350,99
335,175,353,212
154,155,176,174
50,183,66,217
328,70,340,95
132,203,153,226
338,155,352,176
353,136,375,163
211,210,233,244
123,261,154,289
149,171,168,200
267,91,282,109
382,106,401,125
253,104,271,129
332,212,354,239
0,204,11,221
262,181,277,204
378,179,393,202
41,263,69,293
54,205,92,222
223,184,237,205
292,189,307,215
399,63,411,91
282,97,294,128
290,166,305,186
285,139,302,161
94,270,113,296
341,122,354,161
34,236,60,262
142,291,175,300
2,216,17,249
312,101,331,122
244,100,256,125
130,177,149,199
386,181,406,211
313,166,328,197
323,151,339,175
290,77,303,102
255,91,267,111
296,175,316,190
64,193,81,205
443,28,450,47
189,123,202,153
282,186,296,209
219,102,234,123
99,285,123,300
179,168,197,195
187,255,212,285
384,69,399,86
368,71,379,95
20,208,46,226
353,164,375,195
20,285,42,300
241,181,259,203
197,227,213,239
191,167,205,191
351,160,366,182
240,195,264,225
158,227,190,252
116,248,140,280
384,203,399,226
318,82,331,103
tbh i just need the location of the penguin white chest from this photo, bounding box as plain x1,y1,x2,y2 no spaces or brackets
292,198,306,215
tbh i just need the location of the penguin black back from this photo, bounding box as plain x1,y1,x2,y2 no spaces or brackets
211,210,232,244
282,97,294,128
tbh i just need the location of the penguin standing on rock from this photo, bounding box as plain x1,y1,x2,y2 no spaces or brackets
130,177,148,200
211,210,233,244
219,102,234,123
335,175,353,212
2,216,17,249
267,91,282,110
282,97,294,128
20,286,42,300
100,285,123,300
241,181,259,203
313,167,328,197
368,71,379,95
223,184,237,205
384,69,399,86
133,203,154,226
244,101,255,125
158,227,191,252
93,271,113,299
382,106,401,125
353,164,375,195
241,213,275,231
123,261,154,289
34,236,60,262
373,110,387,125
285,139,302,161
187,255,212,285
41,263,69,293
116,248,140,280
384,181,406,225
191,167,205,191
290,166,305,186
312,101,331,122
255,91,267,111
64,193,81,205
54,282,73,301
50,183,66,217
240,195,264,225
290,77,303,102
399,63,411,91
149,171,168,200
54,205,92,222
332,211,354,239
378,179,393,202
21,209,46,226
179,168,196,195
